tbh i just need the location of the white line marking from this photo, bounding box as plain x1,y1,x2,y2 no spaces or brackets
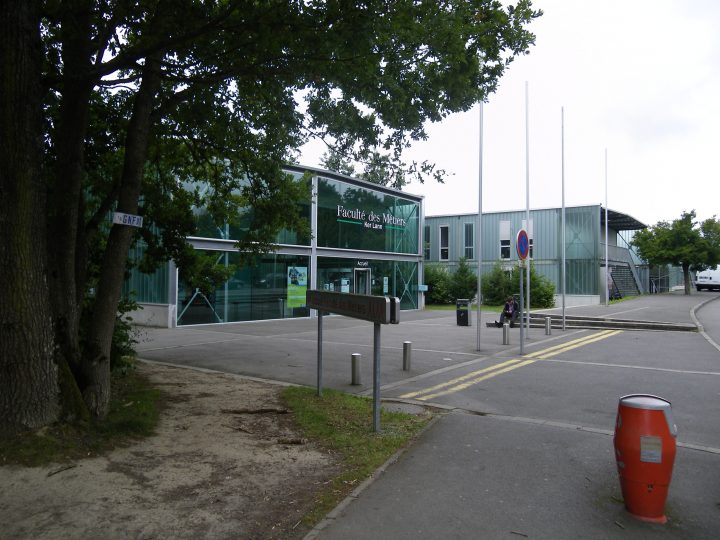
600,306,649,318
542,358,720,376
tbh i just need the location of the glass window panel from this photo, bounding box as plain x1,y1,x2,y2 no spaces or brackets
177,251,310,325
464,223,474,259
500,239,510,260
316,177,419,254
440,226,449,260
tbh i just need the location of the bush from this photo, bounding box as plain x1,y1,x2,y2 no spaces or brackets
424,264,453,304
481,262,555,308
449,257,477,301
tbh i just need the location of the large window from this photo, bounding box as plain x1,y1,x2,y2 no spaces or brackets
464,222,474,259
500,220,511,260
440,226,449,260
316,177,419,254
189,171,311,246
177,251,310,325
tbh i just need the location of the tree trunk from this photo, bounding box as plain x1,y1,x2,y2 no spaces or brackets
81,52,163,417
683,262,691,295
0,0,59,434
47,0,94,420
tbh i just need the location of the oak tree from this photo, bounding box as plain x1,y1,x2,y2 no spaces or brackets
0,0,541,434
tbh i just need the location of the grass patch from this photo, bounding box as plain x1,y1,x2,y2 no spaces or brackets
282,386,433,524
0,367,162,467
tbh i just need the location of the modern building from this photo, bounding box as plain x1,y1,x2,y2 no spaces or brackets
423,205,657,306
124,165,424,327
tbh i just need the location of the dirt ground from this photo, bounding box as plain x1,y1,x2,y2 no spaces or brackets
0,362,341,540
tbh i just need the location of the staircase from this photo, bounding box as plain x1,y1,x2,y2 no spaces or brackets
525,313,696,332
610,264,640,297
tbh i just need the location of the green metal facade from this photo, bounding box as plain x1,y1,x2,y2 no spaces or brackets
424,205,606,296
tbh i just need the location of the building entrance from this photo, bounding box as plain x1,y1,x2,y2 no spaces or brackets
354,268,371,295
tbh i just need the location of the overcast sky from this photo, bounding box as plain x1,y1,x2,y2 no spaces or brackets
301,0,720,226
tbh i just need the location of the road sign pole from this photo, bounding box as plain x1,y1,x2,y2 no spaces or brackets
519,261,525,355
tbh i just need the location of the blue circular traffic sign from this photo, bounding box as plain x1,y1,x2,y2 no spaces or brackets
517,229,529,260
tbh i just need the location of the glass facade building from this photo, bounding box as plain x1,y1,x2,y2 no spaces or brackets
124,165,423,327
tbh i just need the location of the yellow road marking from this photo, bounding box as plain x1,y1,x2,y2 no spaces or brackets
417,359,537,401
399,358,522,399
533,330,622,360
403,329,624,401
525,330,615,358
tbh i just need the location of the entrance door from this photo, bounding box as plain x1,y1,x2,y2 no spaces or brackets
354,268,371,295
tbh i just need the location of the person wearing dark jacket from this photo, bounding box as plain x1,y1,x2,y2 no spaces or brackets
497,296,519,327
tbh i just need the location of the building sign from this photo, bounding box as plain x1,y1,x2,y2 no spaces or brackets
336,205,407,231
287,266,308,308
306,290,394,324
317,177,419,254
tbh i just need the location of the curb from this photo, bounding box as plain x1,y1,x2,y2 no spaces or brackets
689,294,720,352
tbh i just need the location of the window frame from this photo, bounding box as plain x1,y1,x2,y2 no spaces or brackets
463,222,474,260
439,225,449,261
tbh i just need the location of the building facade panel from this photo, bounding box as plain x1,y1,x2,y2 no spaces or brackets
125,166,423,327
424,205,645,304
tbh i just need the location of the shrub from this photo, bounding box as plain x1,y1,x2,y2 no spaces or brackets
424,264,453,304
449,257,478,301
481,262,555,308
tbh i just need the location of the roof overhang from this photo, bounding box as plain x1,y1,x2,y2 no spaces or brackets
601,207,646,231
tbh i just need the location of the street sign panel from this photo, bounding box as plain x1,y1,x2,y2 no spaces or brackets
517,229,529,260
112,212,143,228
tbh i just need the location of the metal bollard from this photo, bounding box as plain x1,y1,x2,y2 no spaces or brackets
351,353,362,385
545,316,552,335
403,341,412,371
503,323,510,345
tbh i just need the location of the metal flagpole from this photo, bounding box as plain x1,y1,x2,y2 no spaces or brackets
476,101,484,351
561,107,566,330
605,149,609,307
525,81,530,335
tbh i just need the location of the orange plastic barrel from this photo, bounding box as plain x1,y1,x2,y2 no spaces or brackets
613,394,677,523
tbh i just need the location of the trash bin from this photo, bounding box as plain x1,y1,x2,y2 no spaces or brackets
456,299,471,326
613,394,677,523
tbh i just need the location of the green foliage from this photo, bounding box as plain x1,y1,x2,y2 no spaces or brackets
449,257,478,300
481,263,515,305
481,262,555,308
424,264,453,304
524,265,556,308
282,386,431,525
111,298,141,375
631,210,720,294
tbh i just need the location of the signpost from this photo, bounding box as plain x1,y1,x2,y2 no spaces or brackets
306,290,400,432
517,229,529,354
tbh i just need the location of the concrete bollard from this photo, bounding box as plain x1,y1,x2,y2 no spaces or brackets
545,316,552,335
403,341,412,371
503,323,510,345
351,353,362,385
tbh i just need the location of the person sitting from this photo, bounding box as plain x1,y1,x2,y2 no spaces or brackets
496,296,519,327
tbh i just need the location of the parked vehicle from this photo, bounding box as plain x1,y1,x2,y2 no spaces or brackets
695,266,720,291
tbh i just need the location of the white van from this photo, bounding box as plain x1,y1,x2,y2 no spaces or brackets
695,266,720,291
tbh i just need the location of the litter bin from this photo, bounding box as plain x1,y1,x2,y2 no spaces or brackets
456,299,471,326
613,394,677,523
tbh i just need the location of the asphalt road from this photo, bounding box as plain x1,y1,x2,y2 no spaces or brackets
138,292,720,538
